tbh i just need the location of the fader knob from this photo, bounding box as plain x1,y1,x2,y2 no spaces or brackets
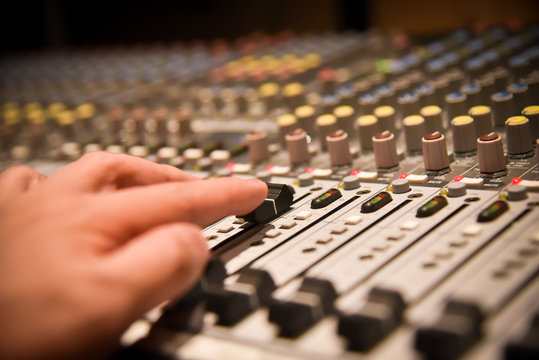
326,130,352,166
246,130,270,163
403,115,427,153
451,115,477,154
477,132,506,174
422,132,450,171
505,116,533,156
372,131,399,169
285,128,310,165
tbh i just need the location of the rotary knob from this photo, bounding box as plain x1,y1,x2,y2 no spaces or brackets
403,115,427,153
246,130,270,163
505,116,533,156
372,131,399,169
326,130,352,166
451,115,477,154
477,132,506,174
422,131,450,171
285,128,310,165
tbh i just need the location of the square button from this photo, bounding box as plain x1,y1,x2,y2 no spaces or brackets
345,215,363,225
316,236,333,245
280,220,297,229
265,229,281,238
233,217,246,224
400,220,419,231
295,211,312,220
387,233,404,241
330,225,347,235
461,224,482,237
217,225,234,233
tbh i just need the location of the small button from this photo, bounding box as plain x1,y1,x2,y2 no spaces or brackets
345,215,363,225
316,236,333,244
401,220,419,231
361,192,393,213
218,225,234,233
295,211,312,220
477,200,509,222
311,188,342,209
231,163,253,174
265,229,282,238
416,196,448,218
330,225,348,234
461,177,484,187
519,180,539,190
269,165,290,175
356,171,378,180
407,174,428,183
233,218,246,224
387,233,404,241
461,224,482,237
280,220,297,229
311,168,333,178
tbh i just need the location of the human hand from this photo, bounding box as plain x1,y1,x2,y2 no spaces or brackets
0,152,267,360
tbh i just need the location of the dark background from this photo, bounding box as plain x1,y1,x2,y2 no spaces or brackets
1,0,538,52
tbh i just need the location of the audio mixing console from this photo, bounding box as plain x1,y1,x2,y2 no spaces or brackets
1,26,539,360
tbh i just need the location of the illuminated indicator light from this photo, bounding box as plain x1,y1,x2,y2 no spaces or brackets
361,191,393,213
400,173,409,179
226,162,236,171
512,177,522,185
417,196,448,217
454,176,464,182
265,164,275,171
351,169,361,176
311,188,342,209
306,167,315,174
477,200,508,222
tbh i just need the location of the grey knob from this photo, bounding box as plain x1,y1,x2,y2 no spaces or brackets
391,178,410,194
342,175,360,190
422,131,450,171
297,173,314,187
372,131,399,169
447,182,467,197
326,130,352,166
451,115,477,154
477,132,506,174
285,128,310,165
507,185,527,201
505,116,532,155
246,130,270,163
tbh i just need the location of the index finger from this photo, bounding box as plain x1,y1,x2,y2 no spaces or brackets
92,177,268,240
49,151,200,192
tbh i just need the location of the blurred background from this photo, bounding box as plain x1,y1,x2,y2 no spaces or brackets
2,0,538,52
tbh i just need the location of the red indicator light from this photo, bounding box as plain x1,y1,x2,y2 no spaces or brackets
306,167,315,174
454,176,464,182
226,162,236,170
351,169,360,176
399,173,409,179
511,177,522,185
265,164,275,171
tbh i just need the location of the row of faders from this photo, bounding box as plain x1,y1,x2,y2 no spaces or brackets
1,24,539,360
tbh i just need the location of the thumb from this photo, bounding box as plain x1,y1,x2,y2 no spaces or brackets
101,223,209,317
